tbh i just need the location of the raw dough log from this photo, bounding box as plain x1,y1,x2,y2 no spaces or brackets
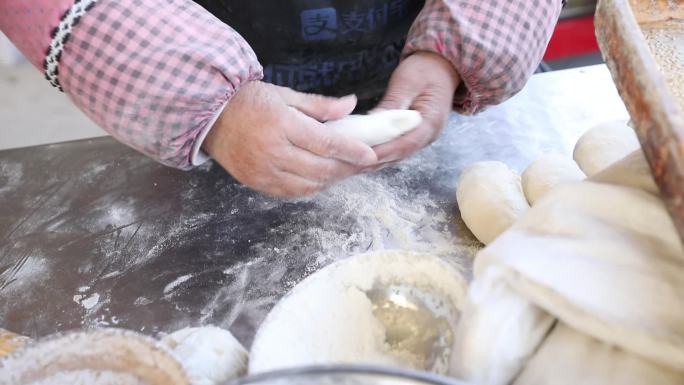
161,326,248,385
456,161,529,245
522,153,586,205
249,251,467,375
573,120,641,176
325,109,422,146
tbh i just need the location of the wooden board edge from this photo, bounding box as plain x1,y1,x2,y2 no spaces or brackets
595,0,684,242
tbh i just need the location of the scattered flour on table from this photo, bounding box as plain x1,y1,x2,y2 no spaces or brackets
79,162,110,181
199,165,480,340
300,172,478,266
0,255,49,295
134,297,153,306
105,202,137,225
0,162,23,194
3,143,479,337
100,270,122,279
73,292,100,310
163,274,193,296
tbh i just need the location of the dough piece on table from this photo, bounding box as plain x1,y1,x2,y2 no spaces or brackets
161,326,248,385
324,109,422,146
451,181,684,385
473,182,684,378
521,153,586,205
450,267,555,385
456,161,530,245
591,149,658,194
249,251,467,375
573,120,641,176
514,323,684,385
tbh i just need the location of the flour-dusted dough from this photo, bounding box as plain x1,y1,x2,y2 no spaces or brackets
591,150,658,194
514,324,684,385
456,161,529,245
521,153,586,205
450,267,555,385
454,182,684,385
325,109,422,146
248,250,467,375
161,326,248,385
573,120,641,176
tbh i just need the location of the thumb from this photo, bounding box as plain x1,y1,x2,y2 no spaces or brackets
274,86,357,121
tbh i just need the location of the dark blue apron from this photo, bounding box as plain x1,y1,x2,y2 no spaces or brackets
193,0,424,111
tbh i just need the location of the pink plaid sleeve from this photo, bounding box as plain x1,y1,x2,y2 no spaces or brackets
1,0,263,169
404,0,563,114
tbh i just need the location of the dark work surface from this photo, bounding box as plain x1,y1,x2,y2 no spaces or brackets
0,135,476,346
0,66,628,347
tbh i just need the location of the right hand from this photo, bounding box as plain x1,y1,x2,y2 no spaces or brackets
203,81,378,197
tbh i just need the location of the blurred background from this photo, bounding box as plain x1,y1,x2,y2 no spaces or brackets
0,33,104,150
0,0,600,150
545,0,602,70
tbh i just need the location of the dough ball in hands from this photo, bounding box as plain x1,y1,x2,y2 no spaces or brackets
161,326,248,385
456,161,530,245
324,109,422,146
573,120,641,176
522,153,586,205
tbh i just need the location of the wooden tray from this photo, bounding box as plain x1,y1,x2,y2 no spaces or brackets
595,0,684,241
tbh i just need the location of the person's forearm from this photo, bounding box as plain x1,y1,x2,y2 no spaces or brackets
1,0,75,71
1,0,263,169
404,0,563,115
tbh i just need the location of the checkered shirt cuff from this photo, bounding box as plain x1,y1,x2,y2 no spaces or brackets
53,0,263,169
404,0,563,114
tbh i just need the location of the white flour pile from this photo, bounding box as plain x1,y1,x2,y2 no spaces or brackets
300,168,480,266
249,251,468,375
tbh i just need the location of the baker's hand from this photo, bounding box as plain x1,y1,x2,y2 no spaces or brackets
203,81,377,197
372,51,460,165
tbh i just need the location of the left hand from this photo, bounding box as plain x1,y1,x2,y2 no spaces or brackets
371,51,460,166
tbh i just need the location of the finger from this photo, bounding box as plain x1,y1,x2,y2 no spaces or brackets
372,121,438,163
284,110,378,166
262,169,328,198
373,90,416,112
375,86,451,162
361,160,400,173
273,85,357,121
275,145,362,184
